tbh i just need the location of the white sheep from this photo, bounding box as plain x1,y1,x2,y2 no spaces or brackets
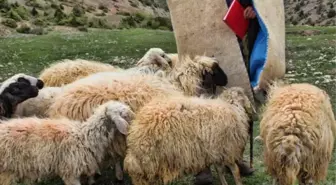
0,73,44,119
259,82,336,185
124,87,255,185
39,48,172,87
0,100,134,185
47,54,228,122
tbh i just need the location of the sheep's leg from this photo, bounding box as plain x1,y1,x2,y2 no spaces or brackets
227,163,243,185
115,161,124,181
63,177,81,185
214,165,228,185
272,178,280,185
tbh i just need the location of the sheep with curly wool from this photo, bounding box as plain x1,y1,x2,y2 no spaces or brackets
47,54,227,122
259,82,336,185
0,73,44,119
124,87,254,185
39,48,172,87
0,100,134,185
43,55,227,183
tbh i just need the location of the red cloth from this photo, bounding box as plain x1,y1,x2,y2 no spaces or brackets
223,0,249,39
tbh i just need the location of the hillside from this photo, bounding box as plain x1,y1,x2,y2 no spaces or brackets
0,0,335,37
285,0,336,26
0,0,171,36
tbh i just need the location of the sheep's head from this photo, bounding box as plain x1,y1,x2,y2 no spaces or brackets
0,74,44,118
194,55,228,94
0,74,44,105
104,101,135,135
219,87,256,119
136,48,172,70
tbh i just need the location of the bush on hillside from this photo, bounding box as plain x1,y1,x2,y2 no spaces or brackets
119,12,172,31
30,27,44,35
98,3,108,13
78,26,88,32
31,7,38,16
327,9,336,18
2,18,17,28
33,18,46,26
16,24,31,33
0,0,10,11
72,4,85,17
7,8,22,21
15,5,29,20
89,17,109,28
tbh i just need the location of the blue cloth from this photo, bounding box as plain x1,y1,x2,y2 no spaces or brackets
249,0,268,88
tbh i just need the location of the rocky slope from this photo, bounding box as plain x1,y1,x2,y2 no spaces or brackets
0,0,335,36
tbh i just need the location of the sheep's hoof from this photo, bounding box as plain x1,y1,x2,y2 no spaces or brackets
237,161,255,177
194,168,213,185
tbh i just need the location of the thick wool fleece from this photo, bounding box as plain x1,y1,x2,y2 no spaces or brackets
124,87,252,185
260,82,336,185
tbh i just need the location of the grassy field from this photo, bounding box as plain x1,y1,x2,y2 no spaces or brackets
0,26,335,185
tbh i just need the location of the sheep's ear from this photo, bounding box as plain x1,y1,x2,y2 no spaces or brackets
211,63,228,86
114,116,130,135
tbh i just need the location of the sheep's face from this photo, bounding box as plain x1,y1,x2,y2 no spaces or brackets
194,56,228,94
1,78,42,105
104,101,135,136
137,48,173,69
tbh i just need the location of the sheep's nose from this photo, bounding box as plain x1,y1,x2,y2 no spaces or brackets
36,79,44,89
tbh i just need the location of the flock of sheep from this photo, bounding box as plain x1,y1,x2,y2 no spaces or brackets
0,48,334,185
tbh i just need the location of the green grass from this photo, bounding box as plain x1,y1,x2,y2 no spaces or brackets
0,26,335,185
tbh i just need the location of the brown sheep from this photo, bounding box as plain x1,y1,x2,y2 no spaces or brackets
124,87,254,185
260,82,336,185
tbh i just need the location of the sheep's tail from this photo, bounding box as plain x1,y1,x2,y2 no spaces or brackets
249,119,254,168
269,135,302,185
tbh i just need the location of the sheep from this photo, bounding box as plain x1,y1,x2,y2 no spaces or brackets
0,73,44,119
124,87,255,185
259,82,336,185
0,100,135,185
13,86,63,118
39,48,172,87
38,59,120,87
47,54,227,122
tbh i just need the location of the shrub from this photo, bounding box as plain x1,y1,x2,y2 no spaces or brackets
116,11,130,16
98,3,108,13
30,27,44,35
72,4,85,17
2,18,17,28
95,12,106,16
33,18,46,26
0,0,10,11
88,17,109,28
7,8,22,21
68,15,88,26
16,5,29,20
130,1,139,7
25,0,42,9
78,26,88,32
87,5,96,12
16,24,31,33
327,9,336,18
31,7,38,16
54,8,67,22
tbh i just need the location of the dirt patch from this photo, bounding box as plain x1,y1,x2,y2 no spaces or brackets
0,25,12,37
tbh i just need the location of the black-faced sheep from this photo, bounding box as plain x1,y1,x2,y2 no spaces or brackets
124,87,254,185
46,55,227,122
0,100,134,185
259,82,336,185
0,73,44,119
